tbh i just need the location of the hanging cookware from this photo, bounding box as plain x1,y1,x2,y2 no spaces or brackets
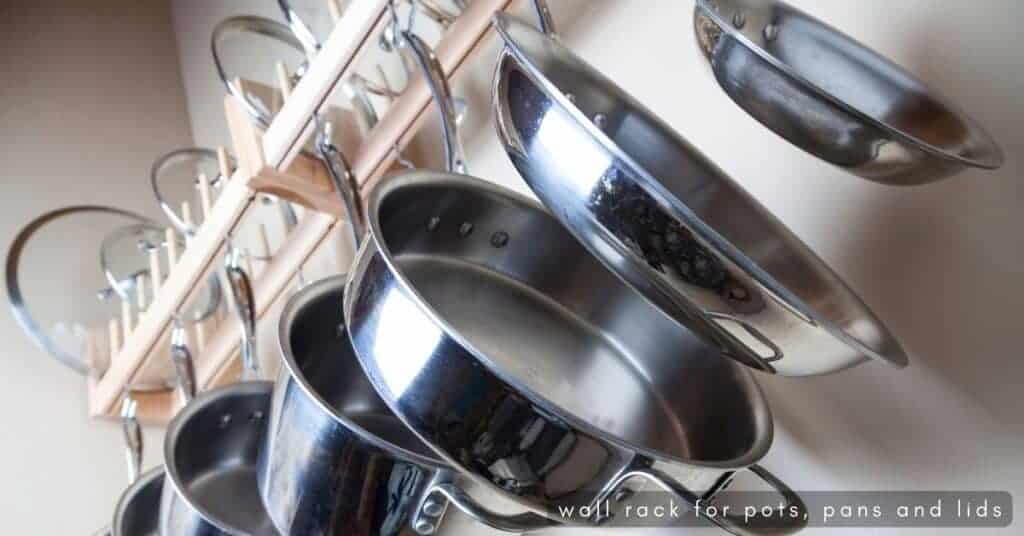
160,262,278,536
692,0,1002,185
345,31,805,534
6,206,167,379
491,2,908,376
150,147,236,236
99,222,221,325
261,274,554,535
110,394,164,536
213,14,382,134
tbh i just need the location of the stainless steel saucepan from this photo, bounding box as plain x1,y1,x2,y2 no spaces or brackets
260,274,553,535
492,2,908,376
692,0,1003,185
160,262,278,536
344,28,805,535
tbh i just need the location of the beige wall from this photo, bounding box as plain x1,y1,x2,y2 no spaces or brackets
162,1,1021,535
0,1,191,533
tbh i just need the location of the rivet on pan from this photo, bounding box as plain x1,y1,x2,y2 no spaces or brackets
732,11,746,29
219,414,233,428
490,231,509,248
458,222,474,237
726,285,749,301
249,410,264,421
336,323,348,338
764,23,779,41
422,500,445,516
565,92,577,105
593,113,607,130
426,216,440,232
413,519,436,535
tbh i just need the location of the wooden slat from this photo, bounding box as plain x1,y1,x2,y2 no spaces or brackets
87,0,510,422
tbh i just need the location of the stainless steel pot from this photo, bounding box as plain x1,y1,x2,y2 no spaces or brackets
692,0,1003,185
492,5,908,376
160,264,278,536
259,274,554,535
344,168,805,534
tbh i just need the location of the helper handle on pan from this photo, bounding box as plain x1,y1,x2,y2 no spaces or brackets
225,258,259,381
119,394,142,485
606,464,807,535
410,473,559,534
400,30,468,175
316,122,365,250
170,321,197,404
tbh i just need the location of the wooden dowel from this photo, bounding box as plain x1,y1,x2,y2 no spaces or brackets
275,61,293,102
327,0,343,23
217,146,232,181
258,224,273,264
121,300,133,342
148,247,162,299
197,173,213,218
244,250,256,279
135,274,147,313
165,228,178,266
194,321,207,353
181,202,194,247
108,318,122,355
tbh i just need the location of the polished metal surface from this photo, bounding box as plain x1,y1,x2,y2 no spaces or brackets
5,206,154,375
261,275,550,535
345,172,804,533
693,0,1002,185
100,223,221,324
150,148,236,236
492,11,908,376
212,15,308,128
161,381,278,536
111,393,163,536
113,468,164,536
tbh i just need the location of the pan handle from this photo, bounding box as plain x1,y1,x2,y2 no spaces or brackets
605,464,807,535
225,257,259,381
400,30,467,175
412,482,559,534
316,122,365,250
170,321,197,404
119,394,142,485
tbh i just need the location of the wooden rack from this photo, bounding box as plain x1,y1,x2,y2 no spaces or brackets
87,0,513,424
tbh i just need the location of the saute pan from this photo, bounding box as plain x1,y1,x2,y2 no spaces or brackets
345,29,806,535
492,1,908,376
692,0,1003,185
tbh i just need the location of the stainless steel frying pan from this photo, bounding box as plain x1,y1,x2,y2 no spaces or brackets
111,395,163,536
344,29,805,535
492,3,908,376
693,0,1003,185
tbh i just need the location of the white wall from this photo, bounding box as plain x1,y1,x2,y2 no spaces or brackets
0,1,191,533
168,1,1024,535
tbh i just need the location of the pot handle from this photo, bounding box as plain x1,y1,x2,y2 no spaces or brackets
315,121,364,250
609,464,807,535
225,257,259,381
119,393,142,485
400,30,467,175
412,482,559,534
170,321,197,404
